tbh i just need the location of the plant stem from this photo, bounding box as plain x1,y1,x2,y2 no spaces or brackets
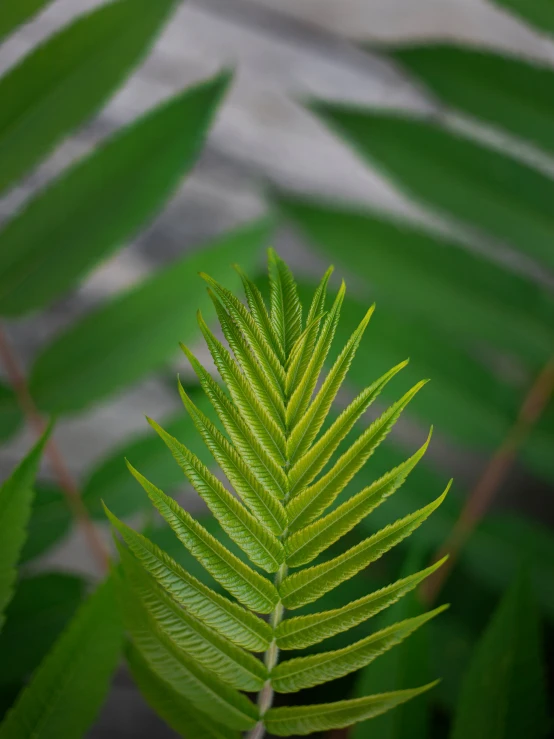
0,325,110,573
422,356,554,605
247,562,288,739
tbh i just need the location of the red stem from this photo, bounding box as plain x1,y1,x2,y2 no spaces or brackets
0,325,109,573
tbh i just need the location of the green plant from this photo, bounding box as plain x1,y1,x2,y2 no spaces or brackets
107,250,449,737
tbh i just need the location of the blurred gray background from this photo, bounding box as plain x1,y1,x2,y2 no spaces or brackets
1,0,553,735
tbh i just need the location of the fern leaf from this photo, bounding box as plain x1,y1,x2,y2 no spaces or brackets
118,541,267,691
200,273,286,393
268,248,303,357
197,312,287,464
275,557,448,650
105,508,271,651
117,571,258,731
147,417,284,572
286,281,345,428
234,263,285,363
271,607,447,693
182,343,289,501
286,381,428,531
287,304,374,465
285,266,333,395
209,294,286,428
127,643,241,739
108,252,449,737
287,360,408,497
286,431,431,567
280,486,449,609
177,378,286,535
127,463,279,613
263,684,437,736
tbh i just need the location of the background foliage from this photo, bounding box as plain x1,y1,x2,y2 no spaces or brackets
0,0,552,737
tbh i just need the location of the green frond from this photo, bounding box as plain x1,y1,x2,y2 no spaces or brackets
286,380,429,532
285,430,432,567
280,485,450,609
275,557,448,650
268,248,303,358
271,606,447,693
200,272,286,392
176,378,286,535
127,644,241,739
286,281,345,428
117,542,268,691
117,571,259,731
147,417,285,572
287,360,408,498
126,462,280,613
196,312,287,465
285,266,333,395
234,263,285,363
286,304,374,466
181,343,289,500
106,251,450,737
208,293,287,428
104,507,272,651
263,684,438,736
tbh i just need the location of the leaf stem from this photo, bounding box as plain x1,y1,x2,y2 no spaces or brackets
422,356,554,605
247,561,288,739
0,325,110,573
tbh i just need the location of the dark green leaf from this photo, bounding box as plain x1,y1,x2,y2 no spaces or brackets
493,0,554,34
451,573,548,739
278,196,553,368
351,547,433,739
0,0,177,195
19,485,72,563
0,383,22,442
0,576,123,739
0,72,231,317
83,385,215,518
310,103,554,270
0,0,53,41
30,219,271,413
0,427,50,630
393,44,554,156
0,573,85,686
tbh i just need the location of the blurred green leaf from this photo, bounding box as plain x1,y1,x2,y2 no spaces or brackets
0,0,177,196
280,196,553,367
0,0,53,41
0,71,231,317
0,573,85,686
0,576,123,739
351,547,433,739
310,103,554,270
493,0,554,34
83,385,216,519
126,643,240,739
0,383,22,442
30,219,271,414
451,573,548,739
19,485,71,564
392,44,554,156
0,427,50,631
